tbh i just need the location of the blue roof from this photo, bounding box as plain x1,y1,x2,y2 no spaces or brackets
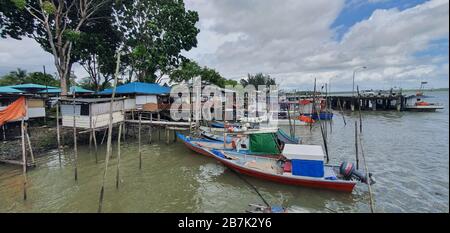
8,83,58,89
99,82,171,95
38,86,94,94
0,86,23,94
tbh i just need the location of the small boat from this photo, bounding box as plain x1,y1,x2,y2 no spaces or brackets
176,133,236,157
302,112,334,120
206,144,374,192
177,131,284,158
404,94,444,112
199,126,300,145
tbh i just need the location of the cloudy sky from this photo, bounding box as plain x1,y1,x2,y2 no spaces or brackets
0,0,448,91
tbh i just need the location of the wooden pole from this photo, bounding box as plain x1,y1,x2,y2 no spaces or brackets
72,93,78,181
357,86,363,133
21,118,27,200
100,128,107,145
98,51,121,213
56,102,62,167
116,122,123,189
358,131,375,213
24,123,35,166
355,121,359,170
2,125,6,141
337,99,346,125
139,113,142,170
92,123,98,164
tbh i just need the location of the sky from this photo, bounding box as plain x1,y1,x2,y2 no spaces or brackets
0,0,448,91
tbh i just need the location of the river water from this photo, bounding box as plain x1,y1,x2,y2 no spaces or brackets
0,91,448,213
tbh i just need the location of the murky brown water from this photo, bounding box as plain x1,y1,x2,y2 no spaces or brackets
0,91,448,213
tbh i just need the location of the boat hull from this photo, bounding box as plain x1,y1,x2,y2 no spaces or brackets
210,150,356,192
405,106,443,112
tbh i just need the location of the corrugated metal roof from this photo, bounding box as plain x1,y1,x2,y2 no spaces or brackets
0,86,23,93
38,86,94,94
99,82,171,95
8,83,58,89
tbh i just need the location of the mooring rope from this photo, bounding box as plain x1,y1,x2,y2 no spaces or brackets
231,170,270,207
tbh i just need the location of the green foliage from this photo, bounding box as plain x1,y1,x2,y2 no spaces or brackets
0,68,59,86
169,60,238,88
240,73,276,87
11,0,25,9
116,0,200,82
64,30,81,42
41,1,56,14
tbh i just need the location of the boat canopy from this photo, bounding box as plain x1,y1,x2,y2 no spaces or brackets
249,133,280,154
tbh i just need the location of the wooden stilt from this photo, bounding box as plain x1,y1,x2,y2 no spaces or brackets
92,128,98,163
158,113,161,141
139,113,142,170
72,95,78,181
89,131,93,149
2,125,6,141
24,123,35,166
21,118,27,200
355,121,359,170
56,103,62,167
98,51,121,213
100,128,107,145
116,123,122,189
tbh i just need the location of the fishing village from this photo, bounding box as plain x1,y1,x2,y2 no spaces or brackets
0,0,449,215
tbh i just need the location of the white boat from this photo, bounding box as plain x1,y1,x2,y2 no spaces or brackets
404,93,444,112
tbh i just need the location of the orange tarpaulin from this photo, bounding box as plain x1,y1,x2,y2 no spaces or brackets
0,96,26,126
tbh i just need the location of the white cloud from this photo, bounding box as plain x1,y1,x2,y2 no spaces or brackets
184,0,449,90
1,0,448,90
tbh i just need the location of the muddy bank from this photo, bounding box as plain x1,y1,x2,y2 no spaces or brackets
0,124,130,161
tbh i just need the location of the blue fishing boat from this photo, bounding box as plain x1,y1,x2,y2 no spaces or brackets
303,112,334,120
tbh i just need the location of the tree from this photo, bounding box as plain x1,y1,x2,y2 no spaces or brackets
169,60,239,88
0,68,28,85
1,0,111,96
73,5,123,92
0,68,59,86
240,73,276,87
115,0,199,83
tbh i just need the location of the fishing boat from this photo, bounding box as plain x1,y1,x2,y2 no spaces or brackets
404,82,444,112
206,144,374,192
177,130,285,158
199,126,301,144
302,112,334,120
404,94,444,112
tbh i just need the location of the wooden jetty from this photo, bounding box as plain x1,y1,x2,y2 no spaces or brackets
329,94,406,111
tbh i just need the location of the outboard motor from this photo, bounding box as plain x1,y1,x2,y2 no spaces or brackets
339,162,375,185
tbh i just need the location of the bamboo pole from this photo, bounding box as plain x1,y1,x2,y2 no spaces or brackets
358,131,375,213
100,128,107,145
72,93,78,181
355,121,359,170
139,113,142,170
116,123,123,189
56,103,62,167
2,125,5,141
337,99,346,125
98,51,121,213
357,86,363,133
24,123,35,166
21,118,27,200
92,120,98,163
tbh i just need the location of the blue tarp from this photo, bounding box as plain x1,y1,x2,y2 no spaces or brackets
99,82,171,95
